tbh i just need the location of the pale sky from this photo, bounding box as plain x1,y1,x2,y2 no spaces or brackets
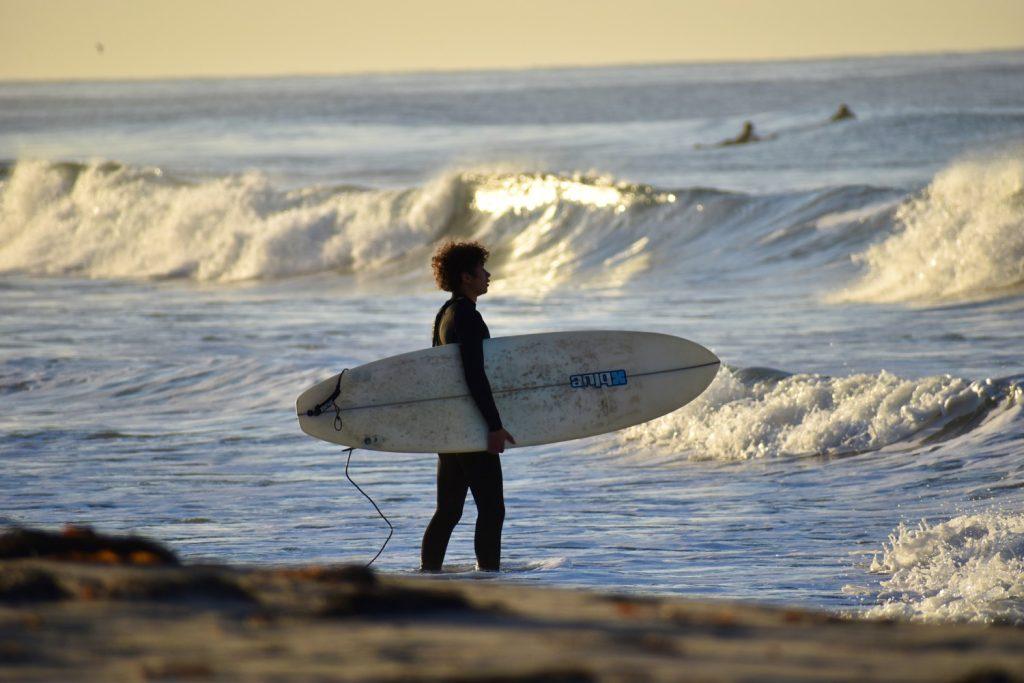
2,0,1022,81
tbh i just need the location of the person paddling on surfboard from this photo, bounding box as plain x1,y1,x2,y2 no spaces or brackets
420,241,516,572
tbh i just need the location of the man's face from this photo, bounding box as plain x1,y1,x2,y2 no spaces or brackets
461,262,490,298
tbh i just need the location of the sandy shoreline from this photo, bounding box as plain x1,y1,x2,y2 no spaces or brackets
2,528,1023,682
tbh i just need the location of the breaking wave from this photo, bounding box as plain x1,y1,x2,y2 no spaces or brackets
865,513,1024,624
3,155,1021,305
834,154,1024,304
0,159,461,282
0,158,897,288
616,366,1022,461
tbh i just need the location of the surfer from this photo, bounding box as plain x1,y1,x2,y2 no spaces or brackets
829,103,855,122
420,241,516,572
719,120,762,146
696,120,775,148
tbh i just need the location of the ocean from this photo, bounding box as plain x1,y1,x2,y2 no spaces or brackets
2,50,1023,623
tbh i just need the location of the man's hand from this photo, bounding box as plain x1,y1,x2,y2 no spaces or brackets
487,428,516,455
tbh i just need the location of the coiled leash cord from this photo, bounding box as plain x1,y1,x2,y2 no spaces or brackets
306,369,393,568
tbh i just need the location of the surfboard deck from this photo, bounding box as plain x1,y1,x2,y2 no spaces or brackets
296,330,719,453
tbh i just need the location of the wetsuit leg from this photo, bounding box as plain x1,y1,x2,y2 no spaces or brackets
458,452,504,571
420,453,468,571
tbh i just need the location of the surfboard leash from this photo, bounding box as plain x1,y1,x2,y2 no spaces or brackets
342,447,394,568
307,369,393,566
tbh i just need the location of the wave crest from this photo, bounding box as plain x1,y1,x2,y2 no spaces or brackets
834,154,1024,304
0,158,897,286
0,159,463,281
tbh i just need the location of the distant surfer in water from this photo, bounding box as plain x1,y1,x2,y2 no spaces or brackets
698,106,854,149
421,241,516,572
722,120,761,145
829,103,856,122
697,120,774,148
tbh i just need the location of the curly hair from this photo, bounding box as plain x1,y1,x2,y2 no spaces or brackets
431,241,490,292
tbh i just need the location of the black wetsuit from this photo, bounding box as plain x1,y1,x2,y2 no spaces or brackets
420,295,505,571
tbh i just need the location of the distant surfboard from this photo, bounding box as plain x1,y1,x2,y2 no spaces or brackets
296,331,719,453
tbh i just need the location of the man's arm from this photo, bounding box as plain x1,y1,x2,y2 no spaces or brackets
452,305,503,432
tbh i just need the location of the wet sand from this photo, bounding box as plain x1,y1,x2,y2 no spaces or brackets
1,528,1023,682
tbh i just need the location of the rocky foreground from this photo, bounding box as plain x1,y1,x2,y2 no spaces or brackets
1,527,1022,682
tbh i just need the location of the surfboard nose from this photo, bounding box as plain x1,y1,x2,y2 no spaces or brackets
655,332,720,368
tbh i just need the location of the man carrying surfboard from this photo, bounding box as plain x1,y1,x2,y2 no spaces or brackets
420,241,515,572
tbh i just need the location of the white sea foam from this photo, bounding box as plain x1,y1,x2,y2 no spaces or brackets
0,161,676,285
618,367,1004,460
0,159,460,282
865,513,1024,624
471,172,669,214
0,159,892,287
834,154,1024,304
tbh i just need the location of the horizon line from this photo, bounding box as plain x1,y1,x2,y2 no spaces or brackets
2,45,1022,87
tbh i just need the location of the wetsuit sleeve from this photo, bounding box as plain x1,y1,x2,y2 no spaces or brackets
452,304,503,432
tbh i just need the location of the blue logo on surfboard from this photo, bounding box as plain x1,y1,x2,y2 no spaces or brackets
569,369,628,389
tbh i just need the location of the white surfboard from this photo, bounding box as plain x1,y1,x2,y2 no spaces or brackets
296,331,719,453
